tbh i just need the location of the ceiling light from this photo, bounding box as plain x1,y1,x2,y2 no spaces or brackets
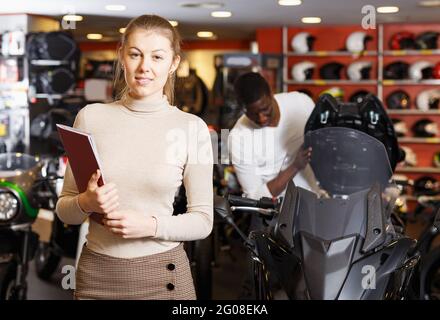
419,0,440,7
301,17,321,24
87,33,103,40
377,6,399,13
180,2,224,9
62,15,83,22
105,4,126,11
278,0,302,6
119,28,126,34
169,20,179,27
211,11,232,18
197,31,214,38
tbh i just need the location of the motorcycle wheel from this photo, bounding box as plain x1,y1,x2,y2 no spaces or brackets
193,234,214,300
421,247,440,300
0,262,25,300
35,242,61,280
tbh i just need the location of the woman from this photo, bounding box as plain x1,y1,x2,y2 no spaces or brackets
56,15,213,300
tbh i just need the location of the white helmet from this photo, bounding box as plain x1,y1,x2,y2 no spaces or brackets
416,89,440,111
409,61,434,80
291,61,316,81
291,32,315,53
347,61,372,80
346,31,371,53
392,118,408,137
401,146,418,167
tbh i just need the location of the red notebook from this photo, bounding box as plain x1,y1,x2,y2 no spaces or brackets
56,124,105,192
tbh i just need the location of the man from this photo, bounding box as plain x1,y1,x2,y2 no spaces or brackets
229,72,318,201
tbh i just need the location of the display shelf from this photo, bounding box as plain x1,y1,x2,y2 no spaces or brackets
387,110,440,115
284,79,378,85
399,137,440,144
383,49,440,56
285,51,377,57
30,59,71,66
396,167,440,174
382,80,440,86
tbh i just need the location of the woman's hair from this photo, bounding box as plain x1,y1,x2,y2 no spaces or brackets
114,14,181,104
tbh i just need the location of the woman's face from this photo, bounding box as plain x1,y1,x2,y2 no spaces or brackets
121,28,180,100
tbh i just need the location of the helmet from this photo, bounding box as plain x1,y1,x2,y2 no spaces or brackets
346,31,372,53
434,151,440,168
401,146,417,166
409,61,434,80
347,61,372,80
415,31,439,50
319,62,345,80
319,87,344,101
416,89,440,111
392,174,412,196
391,118,408,137
291,61,316,81
389,32,416,50
412,118,438,137
414,176,439,196
349,90,371,104
433,62,440,79
384,61,410,79
386,90,411,110
291,32,316,53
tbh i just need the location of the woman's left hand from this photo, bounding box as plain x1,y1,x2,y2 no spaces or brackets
103,210,157,239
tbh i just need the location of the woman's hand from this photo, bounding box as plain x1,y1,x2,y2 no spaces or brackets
292,146,312,171
103,210,157,239
78,170,119,215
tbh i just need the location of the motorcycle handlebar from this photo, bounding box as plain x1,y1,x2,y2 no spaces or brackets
228,195,277,209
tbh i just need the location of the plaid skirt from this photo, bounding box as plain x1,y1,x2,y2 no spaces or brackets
74,243,196,300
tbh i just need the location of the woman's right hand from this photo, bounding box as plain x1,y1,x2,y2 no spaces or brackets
78,170,119,214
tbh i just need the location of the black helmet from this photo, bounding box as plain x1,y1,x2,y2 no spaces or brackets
319,62,345,80
415,31,439,50
412,118,439,137
389,32,416,50
349,90,371,104
392,118,408,137
386,90,411,110
384,61,410,80
414,176,439,196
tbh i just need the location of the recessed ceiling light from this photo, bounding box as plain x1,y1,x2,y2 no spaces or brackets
87,33,103,40
105,4,126,11
211,11,232,18
197,31,214,38
169,20,179,27
278,0,302,6
301,17,321,24
180,2,224,9
62,15,83,22
419,0,440,7
377,6,399,13
119,28,126,34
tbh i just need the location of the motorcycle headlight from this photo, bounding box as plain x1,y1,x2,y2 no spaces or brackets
0,192,19,221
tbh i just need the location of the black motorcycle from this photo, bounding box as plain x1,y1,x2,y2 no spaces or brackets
0,153,57,299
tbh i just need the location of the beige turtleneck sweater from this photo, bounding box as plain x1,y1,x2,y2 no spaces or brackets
56,95,214,258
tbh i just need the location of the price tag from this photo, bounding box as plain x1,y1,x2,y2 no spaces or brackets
314,80,327,85
382,80,395,85
316,51,328,56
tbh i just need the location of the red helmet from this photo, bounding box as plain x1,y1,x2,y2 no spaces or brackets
389,32,416,50
434,62,440,79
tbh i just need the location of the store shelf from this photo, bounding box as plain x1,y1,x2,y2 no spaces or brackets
387,110,440,115
382,79,440,86
284,79,378,85
398,137,440,144
383,49,440,56
33,93,65,99
30,59,71,66
396,167,440,174
286,51,377,57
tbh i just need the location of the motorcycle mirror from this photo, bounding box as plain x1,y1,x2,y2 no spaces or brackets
214,195,232,220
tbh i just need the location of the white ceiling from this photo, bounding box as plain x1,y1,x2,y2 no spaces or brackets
1,0,439,40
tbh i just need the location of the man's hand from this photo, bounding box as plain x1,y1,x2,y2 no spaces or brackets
292,146,312,171
103,209,157,239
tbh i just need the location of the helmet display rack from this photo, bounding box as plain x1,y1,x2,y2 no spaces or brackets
277,23,440,207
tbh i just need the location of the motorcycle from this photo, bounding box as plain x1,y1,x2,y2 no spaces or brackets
0,153,56,299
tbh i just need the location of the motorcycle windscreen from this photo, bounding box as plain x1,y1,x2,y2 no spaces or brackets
303,127,393,196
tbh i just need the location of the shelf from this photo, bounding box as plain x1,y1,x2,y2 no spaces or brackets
396,167,440,174
30,60,71,66
33,93,65,99
284,80,378,85
383,49,440,56
398,137,440,144
387,110,440,115
382,79,440,86
286,51,377,57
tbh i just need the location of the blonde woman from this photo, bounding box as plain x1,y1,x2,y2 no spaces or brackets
56,14,213,300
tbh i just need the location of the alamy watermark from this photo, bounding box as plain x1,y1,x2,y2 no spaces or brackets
361,5,376,30
361,265,376,290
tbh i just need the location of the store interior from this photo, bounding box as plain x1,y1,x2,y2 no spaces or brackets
1,0,440,300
